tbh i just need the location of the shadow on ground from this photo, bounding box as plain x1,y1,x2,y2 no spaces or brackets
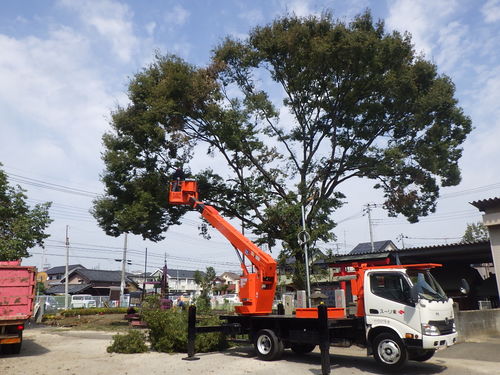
221,345,448,375
0,338,50,358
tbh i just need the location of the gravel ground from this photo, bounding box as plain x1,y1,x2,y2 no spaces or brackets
1,327,500,375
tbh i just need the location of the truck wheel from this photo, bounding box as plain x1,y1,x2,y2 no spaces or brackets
373,332,407,371
290,343,316,354
254,329,284,361
409,349,435,362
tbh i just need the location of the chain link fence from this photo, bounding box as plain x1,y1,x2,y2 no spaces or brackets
35,295,113,314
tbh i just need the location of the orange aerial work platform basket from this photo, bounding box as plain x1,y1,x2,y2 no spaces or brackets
169,180,199,205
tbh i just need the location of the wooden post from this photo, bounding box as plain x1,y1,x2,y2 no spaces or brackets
182,305,200,361
318,304,330,375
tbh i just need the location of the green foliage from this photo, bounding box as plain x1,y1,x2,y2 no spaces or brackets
142,309,227,353
194,267,216,308
94,11,472,289
0,163,53,261
193,295,211,313
61,307,128,317
462,222,489,243
141,294,161,310
107,330,149,354
36,282,46,294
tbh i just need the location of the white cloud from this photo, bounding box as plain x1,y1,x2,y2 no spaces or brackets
165,5,190,26
146,21,157,36
482,0,500,23
435,21,471,72
58,0,138,62
386,0,459,58
0,27,120,182
239,8,265,24
278,0,318,18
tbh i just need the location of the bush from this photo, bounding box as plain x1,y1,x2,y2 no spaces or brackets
142,309,228,353
106,330,149,354
61,307,128,317
141,295,161,310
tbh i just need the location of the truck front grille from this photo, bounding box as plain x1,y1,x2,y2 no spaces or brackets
428,319,455,335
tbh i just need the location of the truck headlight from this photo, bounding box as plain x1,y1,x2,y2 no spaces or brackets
421,323,440,336
452,322,457,333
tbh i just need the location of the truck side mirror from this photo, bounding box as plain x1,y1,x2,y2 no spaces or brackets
459,278,470,295
410,285,419,303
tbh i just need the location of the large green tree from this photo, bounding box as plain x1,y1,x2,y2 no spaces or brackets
0,164,52,261
93,11,472,288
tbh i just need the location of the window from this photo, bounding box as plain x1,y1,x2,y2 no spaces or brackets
370,273,412,305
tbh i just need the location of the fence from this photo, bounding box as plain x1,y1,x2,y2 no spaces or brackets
35,295,112,314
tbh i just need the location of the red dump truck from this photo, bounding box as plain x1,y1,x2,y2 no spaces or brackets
0,260,36,354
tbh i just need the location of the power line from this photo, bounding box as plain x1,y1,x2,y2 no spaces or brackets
6,172,99,198
439,182,500,199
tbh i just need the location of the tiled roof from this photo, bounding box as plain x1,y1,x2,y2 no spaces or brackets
67,269,135,283
46,264,85,275
166,269,200,279
45,283,91,295
349,240,397,255
220,272,240,280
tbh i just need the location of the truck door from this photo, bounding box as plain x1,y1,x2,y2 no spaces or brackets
364,272,420,335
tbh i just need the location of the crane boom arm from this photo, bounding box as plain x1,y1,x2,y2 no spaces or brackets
169,180,277,315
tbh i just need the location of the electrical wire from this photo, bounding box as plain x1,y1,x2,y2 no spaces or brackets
6,172,99,198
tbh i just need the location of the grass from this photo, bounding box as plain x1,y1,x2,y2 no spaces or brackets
43,313,131,331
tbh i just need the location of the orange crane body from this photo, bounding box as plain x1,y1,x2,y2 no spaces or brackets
169,180,277,315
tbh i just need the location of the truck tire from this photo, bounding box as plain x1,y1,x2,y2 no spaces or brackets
254,329,284,361
9,341,22,354
409,349,435,362
290,343,316,355
372,332,408,371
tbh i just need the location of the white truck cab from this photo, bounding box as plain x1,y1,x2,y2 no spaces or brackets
363,265,458,369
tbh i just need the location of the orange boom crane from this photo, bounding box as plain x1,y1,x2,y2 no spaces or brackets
169,180,277,315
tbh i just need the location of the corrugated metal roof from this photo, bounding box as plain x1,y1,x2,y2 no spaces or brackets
401,239,490,252
470,197,500,211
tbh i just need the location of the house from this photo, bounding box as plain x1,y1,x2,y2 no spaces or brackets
219,272,240,293
45,264,86,286
128,271,157,293
150,268,202,296
45,268,139,296
349,240,398,255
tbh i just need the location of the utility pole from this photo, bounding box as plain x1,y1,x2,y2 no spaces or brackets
120,233,128,307
397,233,407,249
364,204,376,252
64,225,69,310
143,247,148,299
299,205,312,308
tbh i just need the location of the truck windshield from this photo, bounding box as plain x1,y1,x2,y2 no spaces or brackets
407,270,447,301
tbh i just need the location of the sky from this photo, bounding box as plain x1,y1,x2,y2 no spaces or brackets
1,0,499,276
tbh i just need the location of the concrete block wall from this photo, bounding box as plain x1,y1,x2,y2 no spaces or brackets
454,305,500,342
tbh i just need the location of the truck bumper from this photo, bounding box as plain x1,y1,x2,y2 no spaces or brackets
422,332,457,350
0,337,21,345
